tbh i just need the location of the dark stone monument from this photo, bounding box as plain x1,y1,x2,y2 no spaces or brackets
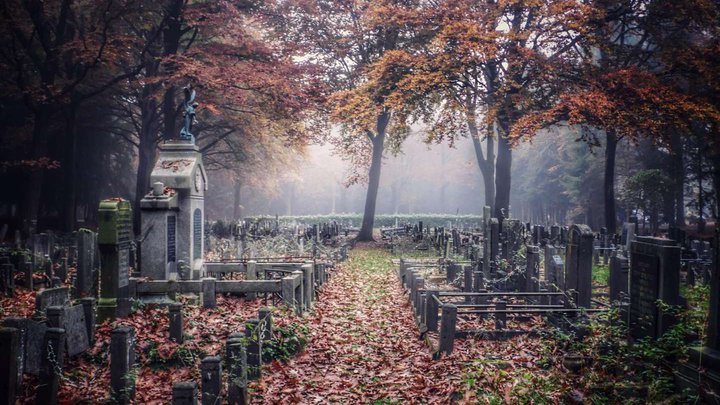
97,199,132,322
629,237,680,339
75,230,97,297
0,327,19,405
565,225,594,308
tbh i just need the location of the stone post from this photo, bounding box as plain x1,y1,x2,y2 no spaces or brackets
201,356,222,405
201,278,216,308
425,290,439,333
169,303,183,343
80,298,97,345
245,319,261,380
37,328,66,405
495,300,507,330
525,246,540,294
172,381,198,405
258,307,272,342
46,306,65,329
0,327,19,405
22,260,33,290
301,263,314,310
110,326,135,405
439,303,457,356
245,261,257,300
226,337,248,405
463,266,473,303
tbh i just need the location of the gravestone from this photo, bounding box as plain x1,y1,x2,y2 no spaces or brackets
621,222,636,253
0,327,19,405
484,219,499,281
141,140,207,281
629,236,680,339
63,304,90,357
75,230,97,297
609,252,629,302
565,224,594,308
525,246,540,293
35,287,70,315
97,199,132,322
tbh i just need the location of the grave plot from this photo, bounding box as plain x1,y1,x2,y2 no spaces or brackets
0,143,352,404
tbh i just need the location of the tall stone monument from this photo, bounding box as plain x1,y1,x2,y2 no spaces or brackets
565,224,594,308
141,87,207,281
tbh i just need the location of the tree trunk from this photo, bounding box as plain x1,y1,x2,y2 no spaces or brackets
60,104,79,232
21,105,52,236
357,111,390,241
233,179,242,219
470,124,495,212
494,129,512,219
161,0,184,141
604,130,618,234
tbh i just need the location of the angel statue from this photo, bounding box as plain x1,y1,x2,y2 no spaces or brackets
179,86,199,144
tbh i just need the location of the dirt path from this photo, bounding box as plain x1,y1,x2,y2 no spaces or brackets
251,247,466,404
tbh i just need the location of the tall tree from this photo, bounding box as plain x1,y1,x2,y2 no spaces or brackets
382,0,592,219
269,0,420,241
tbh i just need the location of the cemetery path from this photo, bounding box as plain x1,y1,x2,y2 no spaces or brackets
251,246,468,404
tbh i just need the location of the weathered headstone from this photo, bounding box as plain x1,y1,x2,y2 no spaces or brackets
629,237,680,339
35,287,70,315
565,224,594,308
169,303,183,343
609,252,629,302
63,304,90,357
75,230,96,297
97,199,132,322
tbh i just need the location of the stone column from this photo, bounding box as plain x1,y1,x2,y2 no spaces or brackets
439,303,457,356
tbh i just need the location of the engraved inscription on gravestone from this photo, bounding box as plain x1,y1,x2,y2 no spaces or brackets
167,215,176,264
118,249,129,288
630,252,660,338
193,208,202,260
